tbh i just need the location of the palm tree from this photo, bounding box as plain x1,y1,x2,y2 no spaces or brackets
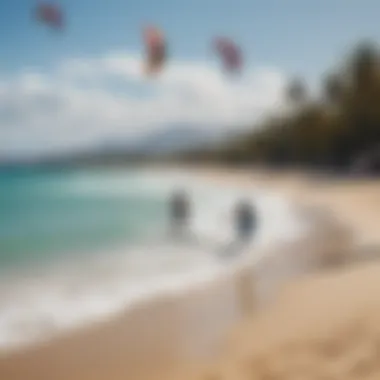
350,41,380,91
323,73,344,105
286,77,307,105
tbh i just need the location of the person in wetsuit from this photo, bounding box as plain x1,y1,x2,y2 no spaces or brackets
219,200,257,257
169,189,190,238
235,200,256,243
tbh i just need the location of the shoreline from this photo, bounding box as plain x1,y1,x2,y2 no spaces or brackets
1,168,379,380
0,168,303,356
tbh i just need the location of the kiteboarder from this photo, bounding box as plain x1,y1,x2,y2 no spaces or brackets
234,200,256,243
219,200,257,258
169,189,190,239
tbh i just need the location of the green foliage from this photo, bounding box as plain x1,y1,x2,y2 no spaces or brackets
188,41,380,171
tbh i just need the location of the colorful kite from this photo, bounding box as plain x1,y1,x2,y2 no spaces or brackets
142,25,167,75
35,2,64,30
213,37,242,73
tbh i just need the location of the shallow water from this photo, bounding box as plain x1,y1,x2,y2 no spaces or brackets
0,167,306,351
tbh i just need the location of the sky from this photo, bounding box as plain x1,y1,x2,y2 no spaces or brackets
1,0,380,158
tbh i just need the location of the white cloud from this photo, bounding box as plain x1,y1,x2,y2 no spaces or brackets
0,51,287,157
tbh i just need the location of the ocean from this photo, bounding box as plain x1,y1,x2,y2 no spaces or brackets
0,167,305,352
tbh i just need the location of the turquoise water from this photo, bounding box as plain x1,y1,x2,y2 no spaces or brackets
0,167,166,270
0,167,307,352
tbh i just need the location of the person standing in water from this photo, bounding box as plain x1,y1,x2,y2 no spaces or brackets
220,200,257,257
169,189,190,239
235,200,257,243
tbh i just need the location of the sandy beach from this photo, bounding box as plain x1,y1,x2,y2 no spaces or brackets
1,167,380,380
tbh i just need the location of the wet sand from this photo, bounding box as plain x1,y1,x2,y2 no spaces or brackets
1,168,380,380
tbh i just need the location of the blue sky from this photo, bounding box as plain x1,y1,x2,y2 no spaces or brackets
1,0,379,78
1,0,380,157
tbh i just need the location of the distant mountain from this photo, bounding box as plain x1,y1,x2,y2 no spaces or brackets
0,124,237,166
134,124,227,154
101,124,231,155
